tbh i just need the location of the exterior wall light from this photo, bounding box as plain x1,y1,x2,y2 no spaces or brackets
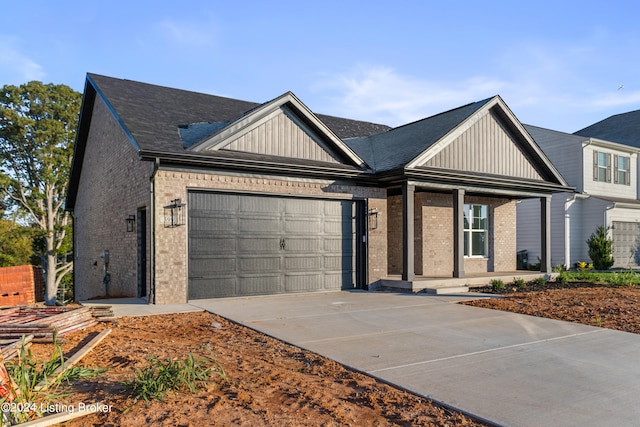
368,208,378,230
126,215,136,232
164,198,185,228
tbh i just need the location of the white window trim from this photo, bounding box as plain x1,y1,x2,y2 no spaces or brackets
464,204,488,258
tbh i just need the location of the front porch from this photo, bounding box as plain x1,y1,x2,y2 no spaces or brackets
373,271,556,294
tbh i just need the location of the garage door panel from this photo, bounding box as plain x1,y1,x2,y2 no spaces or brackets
612,221,640,268
189,256,236,275
284,218,323,234
238,255,281,273
284,255,322,271
190,237,236,254
238,217,281,233
237,274,282,295
285,273,323,292
237,237,281,252
239,196,280,214
188,191,358,299
189,278,236,299
190,216,238,233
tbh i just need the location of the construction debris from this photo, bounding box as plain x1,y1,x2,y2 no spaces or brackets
35,328,112,392
0,334,33,361
0,306,114,343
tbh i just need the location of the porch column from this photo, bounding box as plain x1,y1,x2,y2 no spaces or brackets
453,189,465,278
540,196,551,273
402,183,415,281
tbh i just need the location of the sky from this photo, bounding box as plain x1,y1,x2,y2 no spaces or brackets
2,0,640,133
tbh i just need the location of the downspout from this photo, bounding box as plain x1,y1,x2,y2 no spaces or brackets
564,194,577,270
149,158,160,304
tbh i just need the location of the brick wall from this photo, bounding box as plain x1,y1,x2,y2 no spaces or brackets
0,265,41,306
153,170,388,304
72,97,151,301
388,191,517,277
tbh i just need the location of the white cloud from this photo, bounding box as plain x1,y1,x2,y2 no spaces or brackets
312,65,511,126
0,37,45,83
311,55,640,133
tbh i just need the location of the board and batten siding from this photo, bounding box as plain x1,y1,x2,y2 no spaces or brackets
220,107,342,163
426,112,543,180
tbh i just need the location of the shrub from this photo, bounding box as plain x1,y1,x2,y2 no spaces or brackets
513,277,527,289
533,277,547,287
586,225,614,270
490,279,505,291
556,271,568,284
125,346,226,407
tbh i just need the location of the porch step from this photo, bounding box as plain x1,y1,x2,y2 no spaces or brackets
422,285,470,295
374,279,470,294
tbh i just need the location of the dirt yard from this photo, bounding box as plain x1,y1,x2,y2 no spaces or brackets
24,283,640,426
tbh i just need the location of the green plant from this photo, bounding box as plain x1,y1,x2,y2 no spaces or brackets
556,271,568,285
513,277,526,289
586,225,614,270
1,335,105,424
125,346,226,407
533,277,547,287
490,279,505,292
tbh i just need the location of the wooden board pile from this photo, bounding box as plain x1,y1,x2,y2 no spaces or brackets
0,306,114,344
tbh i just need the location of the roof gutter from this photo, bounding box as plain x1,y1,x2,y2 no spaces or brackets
138,150,377,182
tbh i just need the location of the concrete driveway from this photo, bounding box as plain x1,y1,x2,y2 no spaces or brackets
191,290,640,427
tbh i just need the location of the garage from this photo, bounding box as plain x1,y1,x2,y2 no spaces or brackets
612,221,640,268
188,191,365,299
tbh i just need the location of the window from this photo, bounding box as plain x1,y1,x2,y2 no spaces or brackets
463,204,488,257
614,155,630,185
594,151,610,182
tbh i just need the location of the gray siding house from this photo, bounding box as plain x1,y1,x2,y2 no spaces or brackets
67,74,569,304
518,123,640,269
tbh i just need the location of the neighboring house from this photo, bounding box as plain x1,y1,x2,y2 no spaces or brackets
518,124,640,269
67,74,570,304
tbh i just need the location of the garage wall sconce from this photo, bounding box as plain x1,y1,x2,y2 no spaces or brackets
126,215,136,232
164,198,185,228
368,208,378,230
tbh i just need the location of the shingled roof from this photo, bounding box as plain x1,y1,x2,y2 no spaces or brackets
574,109,640,148
345,98,492,172
86,73,392,155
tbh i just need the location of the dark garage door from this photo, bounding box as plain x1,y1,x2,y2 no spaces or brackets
612,221,640,269
188,191,361,299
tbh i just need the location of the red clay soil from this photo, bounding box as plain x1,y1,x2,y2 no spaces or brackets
23,283,640,426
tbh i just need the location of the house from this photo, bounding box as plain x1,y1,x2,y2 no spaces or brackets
67,74,570,304
518,123,640,269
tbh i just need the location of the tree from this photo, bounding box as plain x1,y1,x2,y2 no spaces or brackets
0,219,35,267
0,81,81,305
586,225,614,270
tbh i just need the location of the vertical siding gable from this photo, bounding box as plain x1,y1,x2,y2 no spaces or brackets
424,111,544,180
218,107,342,164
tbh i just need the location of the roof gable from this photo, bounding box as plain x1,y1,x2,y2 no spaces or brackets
405,96,565,183
345,98,491,172
187,92,365,167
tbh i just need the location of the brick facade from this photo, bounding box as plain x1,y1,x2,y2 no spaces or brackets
388,191,517,277
153,170,388,304
72,98,151,301
0,265,43,306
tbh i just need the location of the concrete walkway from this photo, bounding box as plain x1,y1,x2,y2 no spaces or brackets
187,291,640,427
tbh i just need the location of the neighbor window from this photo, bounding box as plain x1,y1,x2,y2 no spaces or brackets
463,204,488,257
594,151,611,182
614,155,630,185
